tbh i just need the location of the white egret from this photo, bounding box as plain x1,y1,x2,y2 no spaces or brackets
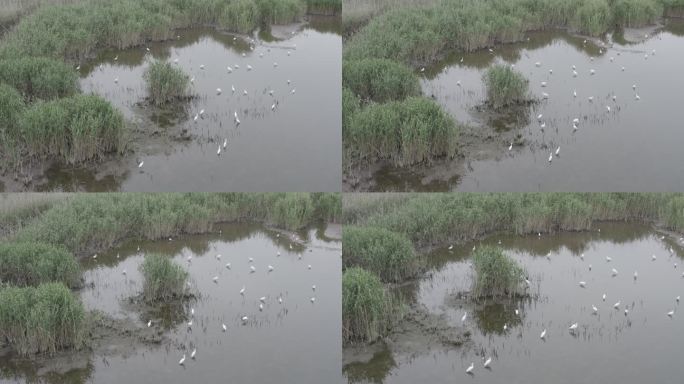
240,286,245,295
217,145,221,155
223,138,227,149
200,64,204,69
147,320,152,327
190,77,194,83
217,88,222,95
667,310,674,317
250,266,256,273
555,146,560,156
179,354,186,365
308,265,312,270
259,303,263,311
227,66,233,73
191,348,196,359
311,297,316,303
634,271,638,279
226,262,231,269
466,363,474,374
579,281,586,288
509,143,513,151
461,312,467,322
614,301,620,309
213,276,219,282
540,329,547,339
484,357,492,368
268,265,274,272
569,322,578,331
606,256,612,262
653,254,657,260
247,65,252,71
456,80,461,87
541,81,547,87
537,114,543,120
592,305,598,314
548,153,553,163
612,268,618,276
242,316,249,323
235,64,240,69
243,89,248,96
588,96,594,102
312,285,316,291
602,293,606,301
535,62,541,67
222,323,227,332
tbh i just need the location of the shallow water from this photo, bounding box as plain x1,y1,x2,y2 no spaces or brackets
343,222,684,383
35,18,341,192
372,20,684,192
0,222,342,383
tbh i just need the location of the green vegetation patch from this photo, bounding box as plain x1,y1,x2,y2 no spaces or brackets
139,254,189,303
0,242,80,288
345,97,458,167
343,226,418,283
0,283,86,356
343,59,421,103
483,64,530,108
0,57,78,102
144,61,191,106
0,84,25,142
471,246,525,299
342,267,390,344
18,94,126,164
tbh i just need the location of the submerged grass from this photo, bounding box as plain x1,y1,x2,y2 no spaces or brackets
471,246,525,299
144,61,190,106
0,283,85,356
345,97,458,167
0,242,80,288
483,64,530,108
342,226,418,283
140,254,188,303
343,58,421,103
11,193,340,255
342,267,391,344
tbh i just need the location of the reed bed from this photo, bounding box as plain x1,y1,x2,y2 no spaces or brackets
0,283,85,356
11,193,340,256
343,58,421,103
0,56,78,102
139,254,189,303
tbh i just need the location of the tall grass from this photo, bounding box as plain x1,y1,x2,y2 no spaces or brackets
471,246,525,299
0,242,80,287
0,83,24,143
306,0,342,15
343,59,421,103
342,267,391,344
16,94,126,164
483,64,530,108
342,226,418,282
345,97,458,167
0,193,70,238
665,196,684,232
144,61,191,106
0,56,78,102
344,0,673,69
139,254,188,303
0,283,85,356
11,193,340,255
344,193,675,248
342,87,360,133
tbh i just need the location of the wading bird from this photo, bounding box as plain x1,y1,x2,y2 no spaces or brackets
484,357,491,368
179,354,186,365
540,329,547,339
466,363,474,374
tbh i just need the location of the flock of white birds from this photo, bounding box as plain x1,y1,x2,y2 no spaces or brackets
132,33,299,170
458,233,684,375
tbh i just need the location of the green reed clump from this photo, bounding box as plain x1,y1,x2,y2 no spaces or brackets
139,254,188,303
257,0,307,25
0,84,25,140
18,94,126,164
12,193,338,255
0,242,80,288
483,64,530,108
344,193,672,248
306,0,341,14
311,193,342,222
612,0,663,27
0,194,70,239
343,59,421,103
343,226,418,282
665,196,684,232
218,0,260,32
0,283,85,356
342,267,390,344
143,61,191,106
346,97,458,167
0,57,78,102
342,87,360,133
471,246,525,299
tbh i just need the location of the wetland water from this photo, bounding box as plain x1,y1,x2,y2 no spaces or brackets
0,222,342,384
31,17,341,192
373,20,684,192
343,222,684,383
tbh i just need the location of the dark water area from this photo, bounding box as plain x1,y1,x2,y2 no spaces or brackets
31,17,341,192
371,20,684,192
344,222,684,383
0,222,342,384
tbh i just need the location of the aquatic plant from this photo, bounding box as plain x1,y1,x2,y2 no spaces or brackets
143,61,191,106
344,193,673,248
12,193,340,255
18,94,126,164
483,64,530,108
342,226,418,283
140,254,189,303
665,196,684,232
0,283,86,356
343,58,421,103
342,267,390,344
346,97,458,167
342,87,360,133
613,0,664,27
0,242,80,288
471,246,525,299
0,57,78,102
311,193,342,223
